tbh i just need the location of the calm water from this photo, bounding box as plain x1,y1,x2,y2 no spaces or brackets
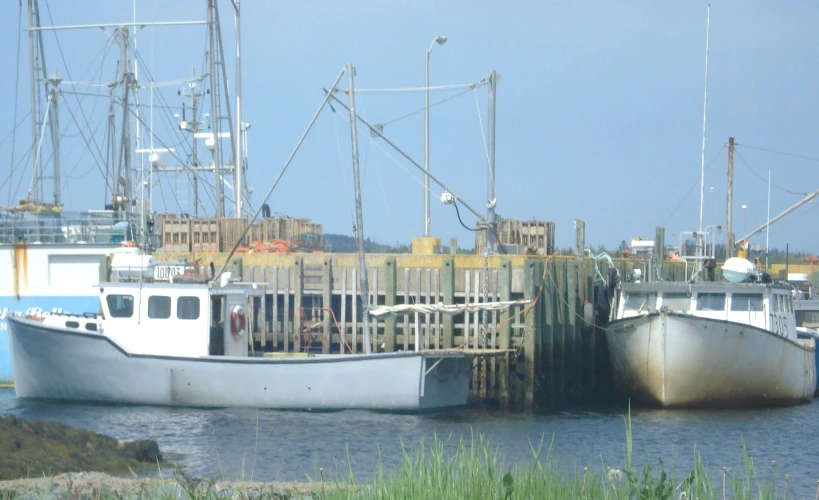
2,389,818,497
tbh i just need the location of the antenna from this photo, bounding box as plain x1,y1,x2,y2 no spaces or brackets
697,4,711,260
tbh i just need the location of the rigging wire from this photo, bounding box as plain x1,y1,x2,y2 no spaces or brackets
736,143,819,163
43,0,110,192
7,1,24,205
734,149,806,196
379,84,482,129
472,86,492,187
330,107,356,231
662,144,726,227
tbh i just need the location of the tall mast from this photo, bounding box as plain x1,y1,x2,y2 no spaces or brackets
233,0,243,218
207,0,223,218
697,5,711,260
726,136,735,256
27,0,52,204
117,25,133,211
486,70,498,253
347,63,371,354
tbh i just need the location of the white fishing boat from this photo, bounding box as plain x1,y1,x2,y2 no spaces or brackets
605,257,816,408
7,270,479,411
1,0,248,385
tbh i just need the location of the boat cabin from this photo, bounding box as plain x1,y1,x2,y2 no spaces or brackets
47,279,265,358
617,281,798,342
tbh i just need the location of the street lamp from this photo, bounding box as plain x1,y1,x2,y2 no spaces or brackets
741,204,748,236
424,35,447,236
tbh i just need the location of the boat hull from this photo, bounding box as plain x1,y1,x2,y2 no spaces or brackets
1,243,122,385
9,316,471,411
605,312,816,408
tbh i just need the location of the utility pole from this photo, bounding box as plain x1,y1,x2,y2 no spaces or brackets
485,70,499,253
726,137,735,256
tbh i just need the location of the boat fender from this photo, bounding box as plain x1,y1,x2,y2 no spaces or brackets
231,305,247,337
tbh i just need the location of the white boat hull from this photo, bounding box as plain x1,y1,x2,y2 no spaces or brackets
9,316,471,412
605,312,816,408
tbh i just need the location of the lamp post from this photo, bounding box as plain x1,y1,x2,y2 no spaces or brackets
424,35,447,236
741,204,748,236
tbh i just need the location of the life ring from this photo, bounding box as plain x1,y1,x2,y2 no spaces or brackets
230,305,247,337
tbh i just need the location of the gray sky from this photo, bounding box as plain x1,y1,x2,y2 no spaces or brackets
1,1,817,252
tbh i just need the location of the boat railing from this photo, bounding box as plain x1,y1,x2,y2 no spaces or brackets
0,210,140,245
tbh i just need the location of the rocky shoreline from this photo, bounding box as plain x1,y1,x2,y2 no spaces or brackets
0,415,327,498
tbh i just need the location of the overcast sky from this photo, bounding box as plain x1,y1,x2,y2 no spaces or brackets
1,1,817,252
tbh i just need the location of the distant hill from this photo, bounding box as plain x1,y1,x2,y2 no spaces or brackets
322,233,411,254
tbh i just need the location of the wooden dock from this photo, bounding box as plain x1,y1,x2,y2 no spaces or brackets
150,249,689,410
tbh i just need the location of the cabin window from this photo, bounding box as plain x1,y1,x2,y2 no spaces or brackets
660,293,689,312
106,294,134,318
624,292,656,312
731,293,763,312
65,321,79,329
177,296,200,320
148,296,172,319
774,295,784,313
85,323,97,332
696,293,726,311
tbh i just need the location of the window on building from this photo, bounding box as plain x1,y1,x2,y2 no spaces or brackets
696,293,726,311
148,295,172,319
177,296,201,320
106,294,134,318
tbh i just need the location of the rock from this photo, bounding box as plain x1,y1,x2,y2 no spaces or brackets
0,415,164,480
120,439,162,463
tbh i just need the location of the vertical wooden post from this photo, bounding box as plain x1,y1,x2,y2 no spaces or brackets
258,266,267,350
542,258,556,406
498,259,512,409
554,259,566,401
523,259,542,410
442,258,455,348
384,258,397,352
293,258,304,352
584,258,596,394
403,268,410,351
566,260,578,399
340,267,348,354
351,267,358,353
322,257,333,354
371,268,379,354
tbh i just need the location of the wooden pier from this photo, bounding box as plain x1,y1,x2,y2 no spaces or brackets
149,249,688,410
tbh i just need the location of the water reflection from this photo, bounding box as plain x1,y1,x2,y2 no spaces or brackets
2,389,819,497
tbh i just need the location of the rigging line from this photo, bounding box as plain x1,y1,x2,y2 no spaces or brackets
353,83,480,94
9,149,34,205
133,51,195,160
367,130,394,224
472,86,492,185
60,92,113,192
736,143,819,163
366,133,425,189
8,1,23,205
330,108,355,228
662,144,726,226
44,0,111,175
380,85,482,128
734,149,805,196
0,113,32,150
